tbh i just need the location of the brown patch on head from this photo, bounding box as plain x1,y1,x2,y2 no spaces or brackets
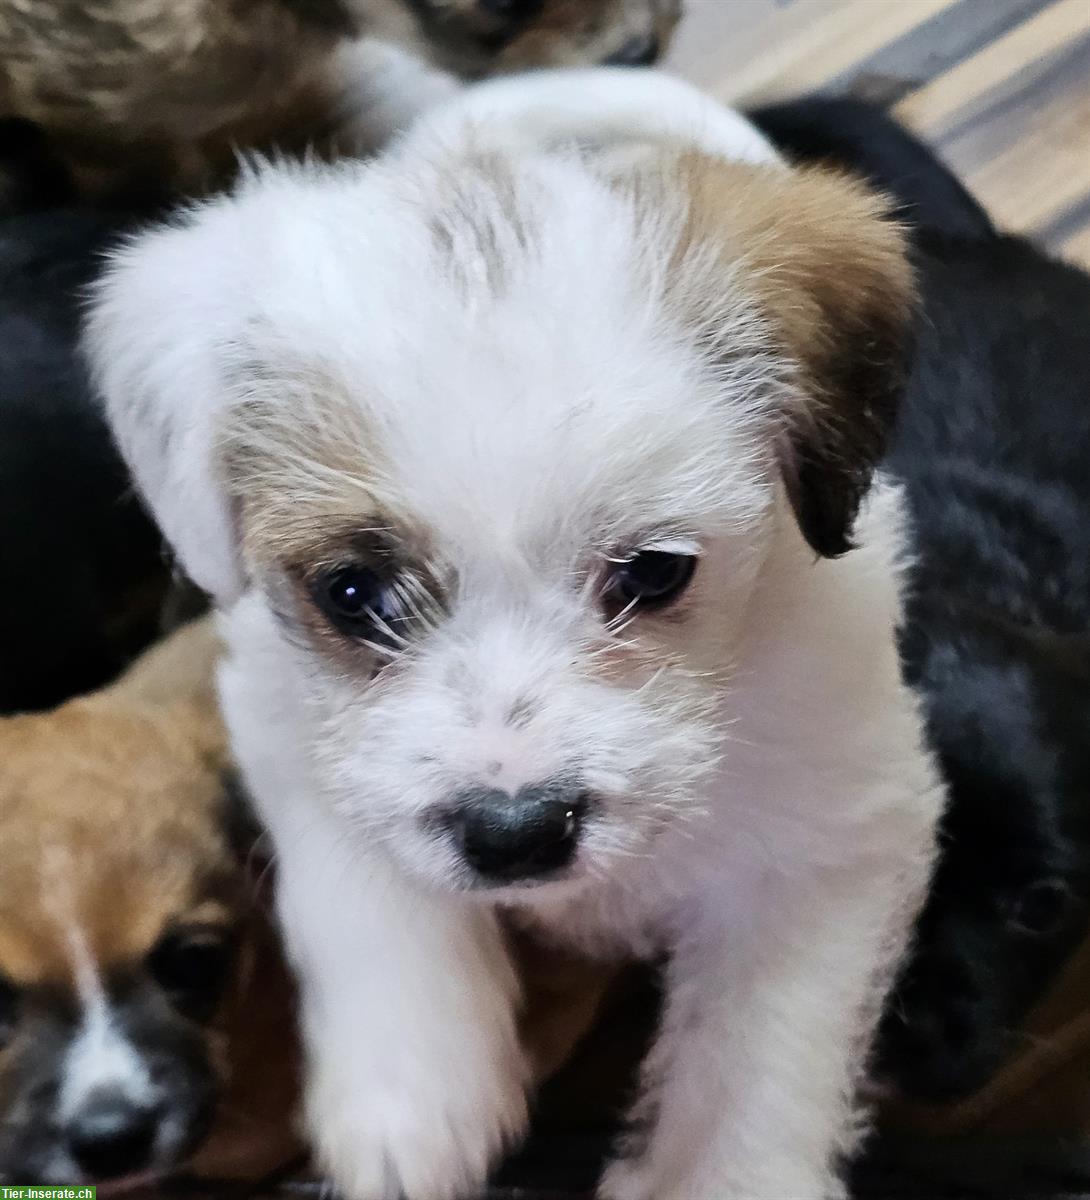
222,384,449,667
658,153,914,557
428,153,538,297
0,677,235,991
220,365,387,570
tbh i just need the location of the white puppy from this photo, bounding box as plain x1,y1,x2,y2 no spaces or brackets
89,69,943,1200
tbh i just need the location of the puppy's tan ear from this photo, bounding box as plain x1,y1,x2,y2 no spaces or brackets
108,615,221,711
680,156,914,557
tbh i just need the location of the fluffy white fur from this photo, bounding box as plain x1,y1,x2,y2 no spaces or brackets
89,69,943,1200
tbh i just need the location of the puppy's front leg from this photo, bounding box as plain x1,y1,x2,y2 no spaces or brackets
601,866,918,1200
217,614,528,1200
277,819,529,1200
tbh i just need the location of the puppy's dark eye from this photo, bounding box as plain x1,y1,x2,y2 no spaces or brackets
1004,879,1071,937
148,930,234,1021
0,976,18,1049
606,551,696,612
314,565,403,640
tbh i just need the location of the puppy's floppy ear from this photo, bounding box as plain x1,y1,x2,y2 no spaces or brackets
86,206,245,601
678,155,914,557
108,614,221,708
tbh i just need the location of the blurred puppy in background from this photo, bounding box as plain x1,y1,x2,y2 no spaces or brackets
0,617,302,1188
92,70,941,1200
0,0,680,200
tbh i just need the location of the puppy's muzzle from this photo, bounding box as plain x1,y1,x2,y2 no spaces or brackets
449,784,588,882
66,1091,160,1181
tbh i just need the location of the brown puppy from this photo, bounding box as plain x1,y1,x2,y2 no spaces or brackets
0,0,681,199
0,618,300,1188
0,616,612,1188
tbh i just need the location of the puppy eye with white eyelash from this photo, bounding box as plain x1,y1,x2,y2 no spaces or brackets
312,564,412,649
604,550,697,613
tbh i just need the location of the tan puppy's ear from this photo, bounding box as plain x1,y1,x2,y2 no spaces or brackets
108,615,222,710
97,617,242,874
678,156,915,557
106,618,225,761
103,615,229,769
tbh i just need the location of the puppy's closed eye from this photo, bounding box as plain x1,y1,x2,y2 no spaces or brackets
147,927,236,1023
0,975,17,1049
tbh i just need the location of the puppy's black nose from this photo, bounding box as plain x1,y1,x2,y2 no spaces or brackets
452,784,587,881
604,33,661,67
67,1098,158,1180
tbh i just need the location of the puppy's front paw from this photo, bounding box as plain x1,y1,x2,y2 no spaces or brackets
305,1042,529,1200
599,1156,847,1200
598,1154,657,1200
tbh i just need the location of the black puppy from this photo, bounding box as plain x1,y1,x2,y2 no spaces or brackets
0,120,171,713
753,99,1090,1103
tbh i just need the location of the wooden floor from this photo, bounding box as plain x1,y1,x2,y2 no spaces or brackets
666,0,1090,268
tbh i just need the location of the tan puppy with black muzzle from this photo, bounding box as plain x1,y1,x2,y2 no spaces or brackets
0,618,303,1188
